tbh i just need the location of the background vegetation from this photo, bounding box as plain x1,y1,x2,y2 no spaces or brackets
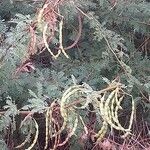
0,0,150,149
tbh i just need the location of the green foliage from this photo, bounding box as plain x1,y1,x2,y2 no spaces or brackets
0,0,150,149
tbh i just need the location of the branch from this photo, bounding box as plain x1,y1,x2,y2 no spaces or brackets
0,99,85,116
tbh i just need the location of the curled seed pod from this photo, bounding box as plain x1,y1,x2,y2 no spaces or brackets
110,95,123,128
96,121,108,141
110,97,115,123
52,85,84,137
104,90,127,131
15,128,32,149
44,107,50,150
79,115,88,135
59,18,69,58
26,118,39,150
37,3,49,31
57,116,78,147
43,23,61,59
122,94,135,138
99,93,106,119
114,96,124,127
128,95,135,131
103,90,115,122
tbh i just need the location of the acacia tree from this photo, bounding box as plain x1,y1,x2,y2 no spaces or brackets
0,0,150,149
